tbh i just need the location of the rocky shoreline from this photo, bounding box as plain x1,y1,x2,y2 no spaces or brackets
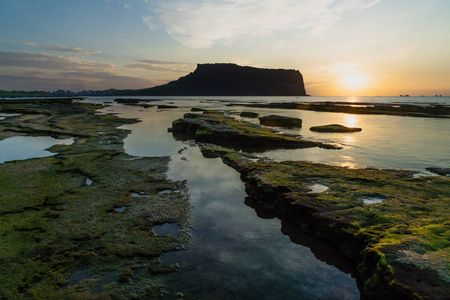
171,111,449,300
227,101,450,118
1,99,448,299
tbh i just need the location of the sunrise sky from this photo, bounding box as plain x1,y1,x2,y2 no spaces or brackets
1,0,449,96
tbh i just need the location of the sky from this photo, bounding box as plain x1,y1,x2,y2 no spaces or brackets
1,0,449,96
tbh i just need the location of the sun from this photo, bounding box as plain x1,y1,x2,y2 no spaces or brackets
342,73,367,89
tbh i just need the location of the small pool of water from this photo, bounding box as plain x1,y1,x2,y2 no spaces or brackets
0,113,21,120
0,136,74,163
361,196,387,205
130,192,150,198
308,183,329,193
153,223,181,236
108,206,132,215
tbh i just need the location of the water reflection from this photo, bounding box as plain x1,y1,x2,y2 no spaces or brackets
99,105,185,157
343,135,356,145
0,136,74,163
160,147,359,299
344,114,358,127
110,98,449,298
263,110,449,172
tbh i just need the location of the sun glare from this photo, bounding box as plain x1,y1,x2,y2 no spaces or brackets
343,73,367,89
344,115,357,127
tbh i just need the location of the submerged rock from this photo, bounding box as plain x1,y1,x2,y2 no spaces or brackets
259,115,302,128
426,167,450,176
158,105,178,109
310,124,362,132
240,111,259,118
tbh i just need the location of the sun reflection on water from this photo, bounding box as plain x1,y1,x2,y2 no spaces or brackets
344,115,358,127
343,135,356,145
335,161,359,169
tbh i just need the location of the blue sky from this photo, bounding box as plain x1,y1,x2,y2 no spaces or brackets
1,0,449,95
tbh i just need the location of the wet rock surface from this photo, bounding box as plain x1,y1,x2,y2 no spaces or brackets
426,167,450,176
0,99,191,299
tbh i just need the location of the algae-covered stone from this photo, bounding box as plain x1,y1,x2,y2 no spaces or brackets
426,167,450,176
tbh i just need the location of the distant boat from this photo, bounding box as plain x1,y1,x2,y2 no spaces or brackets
399,94,409,97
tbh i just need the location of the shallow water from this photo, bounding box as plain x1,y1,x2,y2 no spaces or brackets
162,147,358,299
92,96,449,173
0,113,21,120
0,136,74,163
89,97,449,299
98,103,359,299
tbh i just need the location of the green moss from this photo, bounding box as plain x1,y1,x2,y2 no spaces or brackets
0,101,190,298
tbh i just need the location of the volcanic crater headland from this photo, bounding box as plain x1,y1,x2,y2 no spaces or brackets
116,63,308,96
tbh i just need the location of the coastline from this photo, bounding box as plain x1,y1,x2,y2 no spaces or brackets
1,97,448,299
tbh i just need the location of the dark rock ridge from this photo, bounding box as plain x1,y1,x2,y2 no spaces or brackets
227,102,450,119
310,124,362,132
118,63,307,96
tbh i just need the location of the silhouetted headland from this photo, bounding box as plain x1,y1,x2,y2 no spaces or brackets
115,63,308,96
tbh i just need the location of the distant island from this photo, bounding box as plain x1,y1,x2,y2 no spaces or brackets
115,63,308,96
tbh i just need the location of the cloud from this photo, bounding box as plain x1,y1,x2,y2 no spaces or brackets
0,51,155,91
0,70,154,91
41,45,101,55
0,51,112,71
125,58,192,72
20,41,37,46
144,0,381,48
135,59,188,66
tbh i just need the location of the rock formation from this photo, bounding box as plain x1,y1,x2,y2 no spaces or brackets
120,63,307,96
259,115,302,128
